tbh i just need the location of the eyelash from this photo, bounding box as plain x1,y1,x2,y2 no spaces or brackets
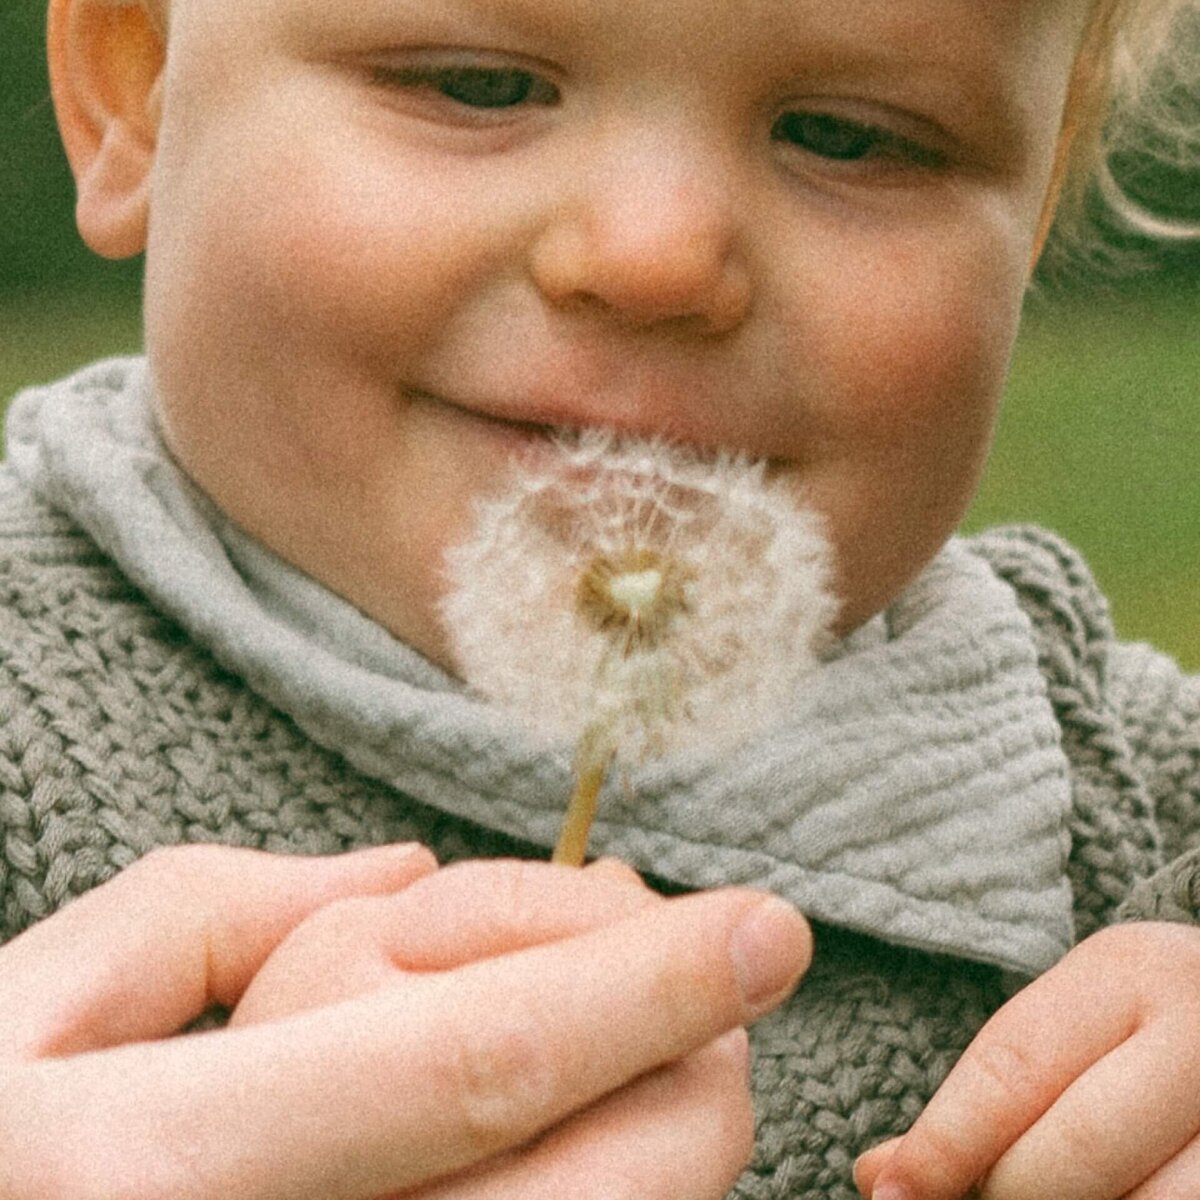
368,64,946,171
771,111,947,171
369,65,561,111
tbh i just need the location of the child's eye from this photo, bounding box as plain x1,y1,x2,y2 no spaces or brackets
771,111,945,170
370,65,560,111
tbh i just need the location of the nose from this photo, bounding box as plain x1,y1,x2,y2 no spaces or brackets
528,133,752,336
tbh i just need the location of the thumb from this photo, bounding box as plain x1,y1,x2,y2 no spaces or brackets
0,842,436,1058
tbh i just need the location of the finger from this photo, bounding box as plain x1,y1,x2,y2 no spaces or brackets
410,1030,754,1200
584,856,648,887
981,1007,1200,1199
853,1137,901,1197
0,842,436,1057
385,858,661,969
233,858,663,1026
1126,1132,1200,1200
868,934,1140,1200
13,888,810,1199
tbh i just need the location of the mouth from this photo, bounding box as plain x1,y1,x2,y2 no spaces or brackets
407,385,731,460
403,384,791,472
407,386,562,448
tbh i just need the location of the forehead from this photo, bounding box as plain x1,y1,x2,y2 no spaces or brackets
167,0,1091,140
181,0,1090,62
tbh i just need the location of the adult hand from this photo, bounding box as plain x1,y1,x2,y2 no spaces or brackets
0,847,812,1200
231,856,800,1199
854,921,1200,1200
0,842,436,1195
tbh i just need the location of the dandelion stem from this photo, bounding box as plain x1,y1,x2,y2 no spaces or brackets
552,734,615,866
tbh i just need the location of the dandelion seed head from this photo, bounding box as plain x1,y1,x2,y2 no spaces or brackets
576,546,694,655
441,427,839,764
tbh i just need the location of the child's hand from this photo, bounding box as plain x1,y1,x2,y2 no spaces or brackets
853,921,1200,1200
230,856,784,1199
0,845,810,1200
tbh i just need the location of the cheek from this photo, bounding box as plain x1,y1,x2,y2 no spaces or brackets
144,100,516,503
148,99,520,381
810,233,1019,445
781,221,1026,628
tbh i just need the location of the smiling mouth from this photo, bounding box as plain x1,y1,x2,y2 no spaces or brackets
407,386,561,441
469,405,559,440
405,385,779,468
407,383,698,457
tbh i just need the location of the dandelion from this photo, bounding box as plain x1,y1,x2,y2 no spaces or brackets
441,428,838,865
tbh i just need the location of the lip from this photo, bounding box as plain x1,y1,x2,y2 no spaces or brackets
404,381,791,470
409,385,587,438
408,385,740,462
456,399,558,442
405,387,566,464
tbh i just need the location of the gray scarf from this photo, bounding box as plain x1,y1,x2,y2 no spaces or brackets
7,357,1075,975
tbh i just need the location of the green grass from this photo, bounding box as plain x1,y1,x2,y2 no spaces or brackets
965,285,1199,670
0,288,144,404
3,282,1197,669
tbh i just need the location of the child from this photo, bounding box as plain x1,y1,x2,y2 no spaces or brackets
1,0,1198,1196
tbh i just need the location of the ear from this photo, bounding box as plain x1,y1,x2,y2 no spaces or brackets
48,0,166,259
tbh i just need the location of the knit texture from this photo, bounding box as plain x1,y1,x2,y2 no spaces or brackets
0,474,536,938
1,485,1197,1197
1,373,1198,1196
5,360,1083,976
1117,846,1200,923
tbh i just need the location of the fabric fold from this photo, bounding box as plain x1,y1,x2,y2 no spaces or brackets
7,357,1078,974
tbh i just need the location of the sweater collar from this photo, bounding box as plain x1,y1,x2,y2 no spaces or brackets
8,357,1075,975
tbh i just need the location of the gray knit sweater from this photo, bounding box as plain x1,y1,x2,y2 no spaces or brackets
2,359,1198,1198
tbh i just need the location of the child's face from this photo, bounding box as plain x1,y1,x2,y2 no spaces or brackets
137,0,1088,668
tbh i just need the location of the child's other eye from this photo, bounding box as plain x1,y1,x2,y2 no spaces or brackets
771,111,945,170
371,65,560,110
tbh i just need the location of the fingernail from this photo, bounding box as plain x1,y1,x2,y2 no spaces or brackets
871,1186,913,1200
730,897,810,1012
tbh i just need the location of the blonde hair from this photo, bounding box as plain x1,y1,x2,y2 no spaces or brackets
1050,0,1200,263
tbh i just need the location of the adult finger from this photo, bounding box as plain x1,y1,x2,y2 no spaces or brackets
386,858,660,969
864,933,1139,1200
233,858,662,1026
584,856,648,887
0,842,436,1058
1126,1133,1200,1200
411,1030,754,1200
9,888,810,1200
980,1006,1200,1199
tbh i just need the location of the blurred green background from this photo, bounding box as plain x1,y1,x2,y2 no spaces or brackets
3,3,1198,668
